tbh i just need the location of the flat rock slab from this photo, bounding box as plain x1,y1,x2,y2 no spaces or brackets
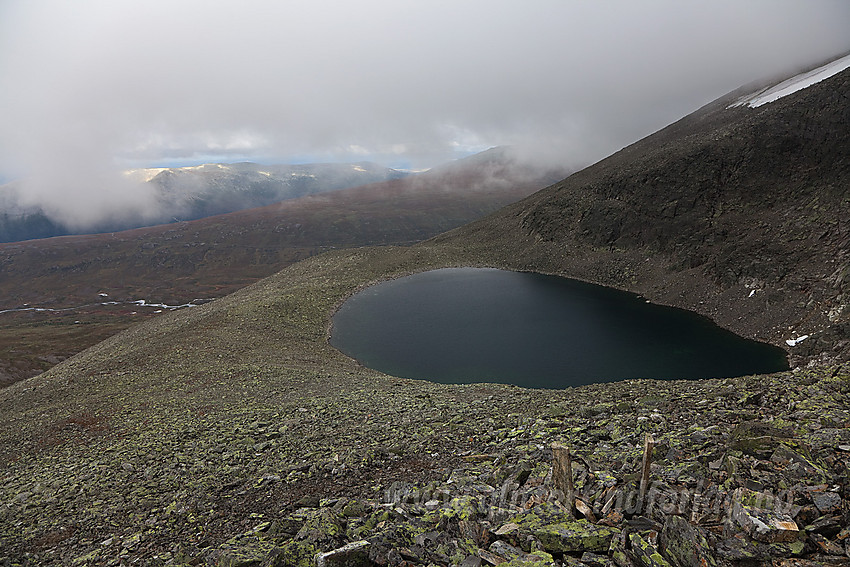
315,540,370,567
505,502,621,553
733,489,800,543
534,520,621,553
812,491,842,514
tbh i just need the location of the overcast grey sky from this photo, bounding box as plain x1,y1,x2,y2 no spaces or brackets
1,0,849,222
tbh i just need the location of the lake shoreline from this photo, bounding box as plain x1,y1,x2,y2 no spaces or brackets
331,267,788,388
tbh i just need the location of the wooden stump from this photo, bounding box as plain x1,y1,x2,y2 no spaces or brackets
639,433,656,510
551,442,574,514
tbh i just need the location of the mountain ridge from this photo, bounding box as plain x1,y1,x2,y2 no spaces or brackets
0,161,408,242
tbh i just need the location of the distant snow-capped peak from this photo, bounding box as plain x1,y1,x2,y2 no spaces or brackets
123,163,233,182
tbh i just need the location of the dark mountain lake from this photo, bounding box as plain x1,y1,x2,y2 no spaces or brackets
330,268,789,388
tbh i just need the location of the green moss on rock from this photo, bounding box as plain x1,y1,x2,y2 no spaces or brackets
506,502,620,553
629,533,672,567
269,540,320,567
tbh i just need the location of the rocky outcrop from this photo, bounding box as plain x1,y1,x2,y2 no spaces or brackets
207,419,850,566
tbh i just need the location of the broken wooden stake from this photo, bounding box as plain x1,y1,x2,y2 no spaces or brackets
551,442,575,514
601,489,617,515
639,433,656,510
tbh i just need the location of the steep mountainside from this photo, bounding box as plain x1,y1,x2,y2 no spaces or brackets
0,148,567,386
435,60,850,365
0,59,848,565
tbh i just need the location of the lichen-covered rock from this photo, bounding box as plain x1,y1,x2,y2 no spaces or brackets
715,534,765,562
346,508,391,541
295,508,346,550
315,540,371,567
580,551,616,567
609,531,632,567
532,519,620,553
504,501,622,554
489,539,529,561
715,531,806,561
732,489,799,543
340,499,371,519
766,537,806,558
505,502,573,531
657,515,716,567
212,533,277,567
629,533,672,567
365,521,424,564
485,540,555,564
429,495,485,523
498,559,555,567
276,508,317,538
267,540,320,567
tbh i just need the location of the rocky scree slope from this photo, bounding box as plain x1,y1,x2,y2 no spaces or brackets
436,65,850,366
0,246,848,566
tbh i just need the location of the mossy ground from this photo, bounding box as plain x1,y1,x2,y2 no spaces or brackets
1,243,848,564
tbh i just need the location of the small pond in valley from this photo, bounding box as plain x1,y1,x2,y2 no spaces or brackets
329,268,789,388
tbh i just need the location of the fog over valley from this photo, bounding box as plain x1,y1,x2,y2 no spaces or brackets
1,0,849,229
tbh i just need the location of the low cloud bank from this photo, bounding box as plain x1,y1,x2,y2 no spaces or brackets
1,1,848,228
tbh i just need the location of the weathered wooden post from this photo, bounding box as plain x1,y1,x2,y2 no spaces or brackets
551,442,574,515
639,433,655,511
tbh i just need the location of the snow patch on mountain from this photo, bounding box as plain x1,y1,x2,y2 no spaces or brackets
124,167,168,183
730,53,850,109
785,334,810,347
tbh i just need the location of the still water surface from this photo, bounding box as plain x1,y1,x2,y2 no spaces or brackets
330,268,789,388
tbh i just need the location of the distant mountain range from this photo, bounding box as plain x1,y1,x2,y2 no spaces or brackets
0,161,408,242
0,147,569,385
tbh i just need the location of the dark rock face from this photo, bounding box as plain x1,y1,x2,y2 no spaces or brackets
522,72,850,277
